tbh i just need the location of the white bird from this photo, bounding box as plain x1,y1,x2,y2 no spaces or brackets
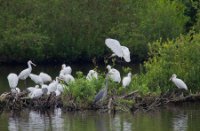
170,74,188,90
7,73,20,94
55,84,64,96
122,72,132,88
105,38,131,62
29,73,43,85
27,85,40,93
106,65,121,83
30,88,48,99
59,74,75,84
47,77,59,94
11,87,21,94
60,64,72,75
86,70,98,80
39,72,52,83
7,73,19,89
18,60,36,80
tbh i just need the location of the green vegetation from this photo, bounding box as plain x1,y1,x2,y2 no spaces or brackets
0,0,195,63
131,33,200,93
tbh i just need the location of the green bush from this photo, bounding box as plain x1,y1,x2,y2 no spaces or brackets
131,33,200,93
109,0,188,61
63,71,104,106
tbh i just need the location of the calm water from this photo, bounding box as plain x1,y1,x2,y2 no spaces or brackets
0,104,200,131
1,65,199,131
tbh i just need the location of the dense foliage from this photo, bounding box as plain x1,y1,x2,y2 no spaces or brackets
131,33,200,93
0,0,192,63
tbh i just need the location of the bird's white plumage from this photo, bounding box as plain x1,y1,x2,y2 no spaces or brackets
122,72,132,88
18,60,36,80
170,74,188,90
7,73,19,88
39,72,52,83
107,65,121,83
47,77,59,94
11,88,20,94
59,74,75,84
29,73,43,85
60,64,72,75
121,46,131,62
105,38,123,57
86,70,98,80
30,88,43,99
27,85,40,93
57,84,64,92
105,38,131,62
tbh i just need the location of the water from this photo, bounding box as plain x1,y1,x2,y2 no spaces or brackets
0,104,200,131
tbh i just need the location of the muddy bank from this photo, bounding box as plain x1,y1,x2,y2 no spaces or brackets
0,90,200,113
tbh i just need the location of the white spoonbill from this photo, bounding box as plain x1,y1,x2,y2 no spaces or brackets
105,38,131,62
170,74,188,90
59,74,75,84
60,64,72,75
30,87,48,99
7,73,19,89
7,73,20,94
39,72,52,83
106,65,121,83
122,72,132,88
29,73,43,85
27,85,40,93
55,83,64,96
47,77,59,94
86,70,98,81
18,60,36,86
18,60,36,80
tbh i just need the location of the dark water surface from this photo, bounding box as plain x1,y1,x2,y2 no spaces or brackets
0,104,200,131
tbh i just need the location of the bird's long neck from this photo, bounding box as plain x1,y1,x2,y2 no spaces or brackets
28,62,32,70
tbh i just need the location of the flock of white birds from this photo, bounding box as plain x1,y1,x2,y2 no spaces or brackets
6,38,188,101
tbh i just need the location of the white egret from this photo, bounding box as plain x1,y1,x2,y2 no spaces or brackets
122,72,132,88
55,83,64,96
7,73,20,94
106,65,121,83
11,87,21,94
30,87,48,99
105,38,131,62
60,64,72,75
86,70,98,81
7,73,19,89
27,85,40,93
39,72,52,83
29,73,43,85
47,77,59,94
59,74,75,84
170,74,188,90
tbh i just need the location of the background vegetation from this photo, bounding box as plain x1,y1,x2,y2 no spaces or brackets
0,0,198,63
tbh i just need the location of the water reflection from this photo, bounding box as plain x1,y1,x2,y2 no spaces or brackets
0,105,199,131
173,112,188,131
